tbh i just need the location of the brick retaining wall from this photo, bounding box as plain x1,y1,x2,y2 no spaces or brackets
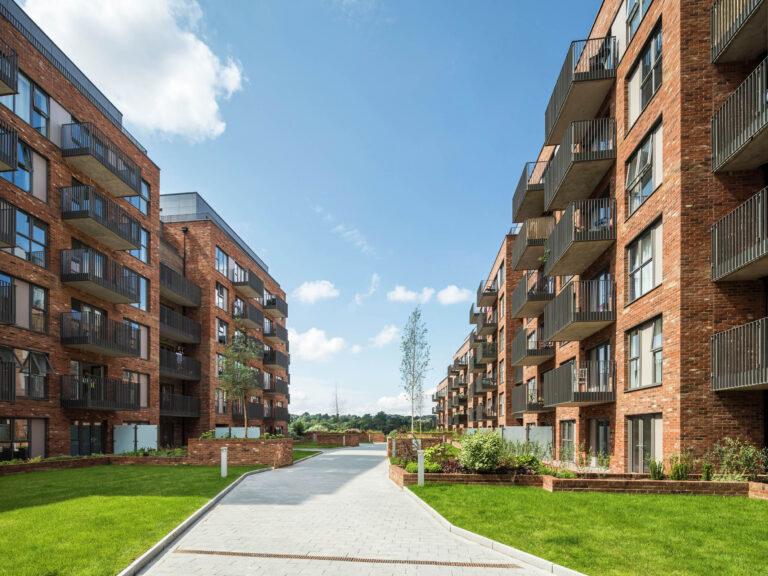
541,475,749,496
388,464,542,488
310,432,360,447
188,438,293,468
748,482,768,500
386,436,445,457
0,455,187,476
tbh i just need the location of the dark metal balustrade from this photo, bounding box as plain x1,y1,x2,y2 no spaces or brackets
60,186,141,250
159,263,201,307
264,294,288,319
712,187,768,280
0,38,18,96
544,198,615,277
263,349,289,370
711,0,767,63
477,281,498,307
473,375,497,394
451,413,467,426
542,361,615,407
512,383,549,415
159,348,201,381
510,329,554,366
265,377,289,396
60,249,139,304
160,305,201,344
233,402,265,421
513,161,548,222
511,271,554,319
511,217,555,271
542,278,615,342
0,118,18,173
544,118,616,211
61,375,139,411
264,320,288,346
0,205,14,247
477,342,498,364
264,405,290,421
0,362,14,402
160,392,200,418
60,311,140,357
231,268,264,299
475,312,498,337
0,278,14,324
712,316,768,391
234,300,264,331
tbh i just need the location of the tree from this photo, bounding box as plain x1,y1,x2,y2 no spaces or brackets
400,307,431,433
218,324,263,438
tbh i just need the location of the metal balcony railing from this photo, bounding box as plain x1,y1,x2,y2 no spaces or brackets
60,186,141,250
61,375,139,411
543,278,616,342
159,305,202,344
477,342,498,364
264,294,288,318
712,317,768,391
159,348,201,380
544,198,616,277
0,37,18,96
264,321,288,344
513,161,548,222
712,56,768,172
264,405,290,421
0,278,14,324
160,263,201,307
544,118,616,210
545,37,617,145
263,349,290,371
60,122,141,197
512,382,547,414
0,118,18,173
234,300,264,331
0,362,13,402
233,402,265,421
60,311,140,357
543,360,615,407
231,268,264,299
511,271,554,319
60,249,139,304
265,377,289,396
451,413,467,426
160,392,200,418
477,281,498,307
510,329,554,366
0,205,14,247
711,0,767,63
712,187,768,280
474,375,497,394
511,217,555,270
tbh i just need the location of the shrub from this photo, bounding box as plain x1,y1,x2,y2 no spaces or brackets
701,456,713,481
306,424,329,433
649,459,665,480
668,451,694,480
405,461,442,474
556,469,577,479
289,420,306,438
199,429,216,440
710,437,768,481
537,464,557,476
424,443,459,468
459,431,504,473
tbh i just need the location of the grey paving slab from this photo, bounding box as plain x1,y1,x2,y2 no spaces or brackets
140,445,548,576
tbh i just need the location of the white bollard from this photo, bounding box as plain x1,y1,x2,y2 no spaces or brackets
417,450,425,487
220,446,228,478
391,438,397,458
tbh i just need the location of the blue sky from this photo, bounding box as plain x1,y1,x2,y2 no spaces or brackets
26,0,601,414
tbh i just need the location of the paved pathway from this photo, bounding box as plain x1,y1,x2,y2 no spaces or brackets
140,444,546,576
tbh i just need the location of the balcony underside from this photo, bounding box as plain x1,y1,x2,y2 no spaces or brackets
159,324,201,344
716,250,768,281
713,1,768,63
264,333,283,346
62,154,137,198
547,391,615,407
61,339,131,357
715,123,768,173
548,317,614,342
477,291,497,307
61,277,135,304
515,184,545,222
546,78,616,146
159,367,199,382
511,350,554,366
524,402,552,413
476,322,497,337
234,282,261,299
513,242,546,271
0,77,14,97
160,408,200,418
545,238,615,277
714,376,768,392
238,315,262,331
511,296,552,319
546,156,615,211
469,363,486,374
62,213,140,251
159,284,199,308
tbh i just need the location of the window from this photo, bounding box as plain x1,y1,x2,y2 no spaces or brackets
233,296,246,319
498,392,504,416
499,362,505,385
231,260,246,283
0,72,49,137
627,413,663,473
215,283,228,310
588,343,612,391
497,263,505,289
215,388,227,413
0,418,29,461
216,353,225,376
127,180,150,215
215,247,229,277
122,370,149,408
628,317,662,389
131,276,149,311
559,420,575,463
626,124,663,213
1,141,32,193
628,220,663,301
129,227,149,263
627,28,662,126
627,0,653,42
499,295,504,317
526,377,537,403
30,285,46,333
589,419,611,458
3,348,49,399
124,319,149,359
3,208,47,267
217,318,228,344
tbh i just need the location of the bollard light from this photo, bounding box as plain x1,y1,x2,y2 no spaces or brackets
221,446,228,478
417,449,425,487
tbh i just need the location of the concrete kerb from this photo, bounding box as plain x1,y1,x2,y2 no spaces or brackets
292,449,324,463
401,487,586,576
116,467,271,576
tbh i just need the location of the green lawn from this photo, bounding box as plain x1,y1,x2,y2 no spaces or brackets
293,449,321,462
411,484,768,576
292,441,342,449
0,464,264,576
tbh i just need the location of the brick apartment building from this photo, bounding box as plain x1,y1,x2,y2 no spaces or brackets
0,1,288,459
434,0,768,473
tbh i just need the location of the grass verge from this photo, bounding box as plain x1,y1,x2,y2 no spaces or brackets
293,449,321,462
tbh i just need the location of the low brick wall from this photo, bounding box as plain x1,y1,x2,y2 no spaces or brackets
367,432,386,443
188,438,293,468
310,432,360,447
541,475,749,496
386,436,446,457
388,464,542,488
749,481,768,500
0,455,188,476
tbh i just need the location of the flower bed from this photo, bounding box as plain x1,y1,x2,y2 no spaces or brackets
541,474,750,496
388,464,542,488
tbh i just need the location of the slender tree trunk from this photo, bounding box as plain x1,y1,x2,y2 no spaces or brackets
243,392,248,438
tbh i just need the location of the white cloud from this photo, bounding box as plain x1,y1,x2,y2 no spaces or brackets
353,273,381,306
436,285,473,305
22,0,243,141
314,206,375,256
370,324,399,348
360,390,433,415
293,280,340,304
386,285,434,304
288,328,345,362
350,344,363,354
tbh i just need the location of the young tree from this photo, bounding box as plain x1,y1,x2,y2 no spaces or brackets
400,307,431,433
218,324,263,438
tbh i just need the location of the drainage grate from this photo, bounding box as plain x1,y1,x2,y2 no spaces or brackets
175,548,520,569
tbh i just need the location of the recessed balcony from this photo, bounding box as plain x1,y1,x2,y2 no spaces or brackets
60,122,141,198
477,342,498,364
231,268,264,299
511,217,555,271
711,0,767,63
0,204,14,248
233,402,265,421
451,413,467,426
473,375,497,394
159,263,201,307
264,294,288,319
60,186,141,250
159,348,201,381
450,394,467,408
513,161,548,222
264,405,290,421
0,39,18,96
511,271,554,319
545,37,617,146
510,329,554,366
712,316,768,391
0,278,14,325
159,305,201,344
160,392,200,418
60,311,140,357
543,361,616,407
60,249,139,304
61,375,140,411
712,187,768,280
264,377,289,396
477,281,498,307
544,198,615,277
264,349,289,371
544,118,616,211
542,278,615,342
234,300,264,332
264,321,288,346
0,118,18,173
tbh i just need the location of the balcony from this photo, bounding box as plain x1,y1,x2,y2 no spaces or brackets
61,375,139,411
264,405,290,421
0,39,18,96
0,361,13,401
511,217,555,271
450,378,465,391
159,348,201,381
60,249,139,304
159,305,201,344
60,186,141,250
544,118,617,211
469,354,486,374
231,268,264,299
510,330,555,366
477,342,498,364
264,321,288,346
473,375,497,394
712,316,768,391
264,349,289,371
264,377,289,396
233,402,265,421
513,161,548,222
160,263,201,308
712,57,768,172
475,312,498,337
711,0,767,63
0,204,13,248
0,118,18,173
712,187,768,280
60,122,141,197
234,300,264,332
0,278,14,324
542,278,615,342
431,405,442,415
468,304,481,324
431,390,445,402
469,331,484,349
454,356,468,370
476,281,498,307
544,198,615,277
511,271,554,319
545,37,617,145
450,394,467,408
451,413,467,426
512,384,548,415
160,392,200,418
60,311,140,357
264,294,288,319
542,361,616,407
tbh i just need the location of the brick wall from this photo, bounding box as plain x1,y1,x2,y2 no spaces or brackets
188,438,293,468
311,432,360,447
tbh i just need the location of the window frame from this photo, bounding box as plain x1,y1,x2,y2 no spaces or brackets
4,207,47,268
127,180,150,215
215,282,228,310
215,247,229,277
627,316,663,391
129,227,150,264
0,71,49,137
627,220,662,302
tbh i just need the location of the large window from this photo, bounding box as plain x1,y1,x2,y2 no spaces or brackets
215,388,227,413
628,220,663,301
589,419,611,459
627,413,663,473
1,141,32,193
627,0,653,42
129,227,149,263
30,285,47,333
559,420,575,463
215,282,228,310
127,179,150,215
626,124,663,213
0,418,29,461
3,208,47,268
217,318,228,344
628,317,663,390
627,27,662,126
124,319,149,360
215,247,229,277
130,276,149,312
122,370,149,408
526,377,537,403
0,72,49,137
